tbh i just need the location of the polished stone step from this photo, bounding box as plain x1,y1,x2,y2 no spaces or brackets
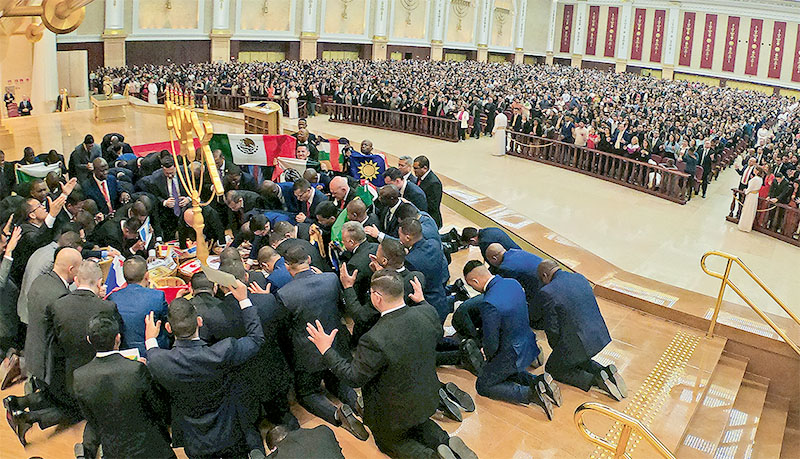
712,374,769,459
751,392,790,459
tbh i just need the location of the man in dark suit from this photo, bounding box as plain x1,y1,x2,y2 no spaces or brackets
307,270,477,459
82,158,125,216
412,156,443,228
346,198,380,241
375,185,403,238
107,256,170,355
768,172,793,231
328,176,355,210
697,139,717,198
145,156,190,239
484,244,544,328
536,260,626,401
460,226,521,263
18,96,32,116
398,219,450,322
271,221,330,272
223,189,265,234
223,164,258,192
288,178,328,224
256,246,293,292
69,135,102,184
383,167,427,212
145,282,267,458
276,246,367,440
340,221,378,304
267,425,343,458
90,217,151,258
179,205,226,250
73,312,175,459
463,261,557,419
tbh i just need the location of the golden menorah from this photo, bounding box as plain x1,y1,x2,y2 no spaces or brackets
164,89,225,264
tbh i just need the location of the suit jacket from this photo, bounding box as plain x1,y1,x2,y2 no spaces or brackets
402,182,428,212
287,189,328,218
497,249,544,324
49,289,120,395
478,227,521,261
268,426,344,459
146,304,265,457
323,303,441,437
90,219,153,258
376,203,402,237
535,271,611,366
73,354,175,459
82,175,120,215
277,269,350,373
146,169,189,202
23,270,70,380
479,276,540,371
11,220,58,284
108,284,170,356
69,143,102,183
276,237,331,272
224,190,265,232
769,179,793,204
416,171,443,228
404,238,449,321
344,241,378,305
332,188,356,210
179,205,225,248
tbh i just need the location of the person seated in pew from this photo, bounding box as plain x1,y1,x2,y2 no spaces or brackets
484,243,545,328
535,260,627,401
462,260,560,420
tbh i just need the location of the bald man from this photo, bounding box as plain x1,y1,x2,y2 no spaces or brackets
535,260,626,401
485,244,544,328
329,176,354,210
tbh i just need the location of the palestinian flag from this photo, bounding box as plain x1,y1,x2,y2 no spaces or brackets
330,207,349,243
274,157,321,182
209,134,296,167
318,138,343,172
15,163,61,184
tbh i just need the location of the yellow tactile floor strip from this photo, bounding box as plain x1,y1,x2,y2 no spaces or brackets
591,331,701,458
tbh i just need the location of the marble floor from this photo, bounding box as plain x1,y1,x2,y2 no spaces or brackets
304,116,800,318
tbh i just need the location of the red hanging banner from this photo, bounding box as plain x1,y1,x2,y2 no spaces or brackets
585,6,600,55
630,8,646,60
792,24,800,81
650,10,666,63
744,19,763,75
722,16,740,72
560,4,574,53
700,14,717,69
768,21,786,78
679,12,696,66
604,6,619,57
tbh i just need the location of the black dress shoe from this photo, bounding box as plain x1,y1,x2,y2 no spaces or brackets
335,404,369,441
444,382,475,412
459,339,484,376
593,370,623,402
448,279,470,302
3,395,21,414
448,228,460,244
603,364,627,398
528,381,553,421
438,388,462,422
448,436,478,459
6,408,32,446
247,448,267,459
536,373,562,407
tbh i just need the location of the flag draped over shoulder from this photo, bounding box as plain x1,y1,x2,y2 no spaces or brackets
355,182,377,208
15,163,61,184
349,152,386,186
209,134,296,167
330,207,349,243
318,138,343,172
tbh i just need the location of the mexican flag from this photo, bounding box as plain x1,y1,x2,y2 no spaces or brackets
15,163,62,184
318,138,343,172
209,134,296,167
274,157,321,181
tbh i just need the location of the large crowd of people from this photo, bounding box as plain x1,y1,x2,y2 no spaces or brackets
0,124,627,458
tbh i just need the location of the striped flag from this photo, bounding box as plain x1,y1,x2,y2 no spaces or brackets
274,157,321,182
103,256,127,297
209,134,296,167
15,163,61,184
318,138,343,172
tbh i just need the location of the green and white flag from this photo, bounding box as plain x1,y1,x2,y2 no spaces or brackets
15,163,61,184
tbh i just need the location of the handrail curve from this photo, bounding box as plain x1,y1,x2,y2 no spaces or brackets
574,402,675,459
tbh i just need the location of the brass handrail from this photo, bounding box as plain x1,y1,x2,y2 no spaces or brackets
574,402,675,459
700,251,800,356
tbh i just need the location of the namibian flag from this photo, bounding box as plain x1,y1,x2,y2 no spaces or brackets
209,134,296,167
318,138,343,172
15,163,61,184
349,152,386,187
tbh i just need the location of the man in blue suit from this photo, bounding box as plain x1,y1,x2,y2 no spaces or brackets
108,256,169,356
255,246,293,292
144,282,266,458
398,219,450,322
463,260,559,420
484,244,544,328
460,227,521,262
82,158,127,216
288,178,328,224
536,260,627,401
383,167,428,212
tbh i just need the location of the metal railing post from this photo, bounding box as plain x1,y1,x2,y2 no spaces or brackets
707,257,733,337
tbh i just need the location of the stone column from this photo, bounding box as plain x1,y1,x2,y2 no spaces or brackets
430,0,446,61
102,0,126,67
615,0,633,72
300,0,319,61
571,0,587,67
514,0,527,64
210,0,232,62
545,0,558,65
662,2,681,79
31,30,58,113
476,0,491,62
372,0,389,60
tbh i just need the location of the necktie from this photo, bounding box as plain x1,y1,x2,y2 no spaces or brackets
306,200,312,217
171,179,181,216
100,181,112,212
417,176,422,186
742,167,752,184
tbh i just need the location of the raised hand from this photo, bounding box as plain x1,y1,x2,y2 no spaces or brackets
306,319,338,354
339,263,357,289
5,226,22,256
61,177,78,196
144,311,162,341
248,282,271,294
408,276,425,303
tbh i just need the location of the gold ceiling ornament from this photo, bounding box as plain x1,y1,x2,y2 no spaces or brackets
494,7,509,37
451,0,470,31
400,0,418,25
340,0,353,19
1,0,92,34
164,89,225,264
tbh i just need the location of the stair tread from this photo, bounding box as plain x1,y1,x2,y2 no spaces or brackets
750,394,790,459
712,375,769,459
675,354,749,458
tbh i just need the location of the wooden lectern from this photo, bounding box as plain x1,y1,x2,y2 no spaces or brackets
240,101,283,135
